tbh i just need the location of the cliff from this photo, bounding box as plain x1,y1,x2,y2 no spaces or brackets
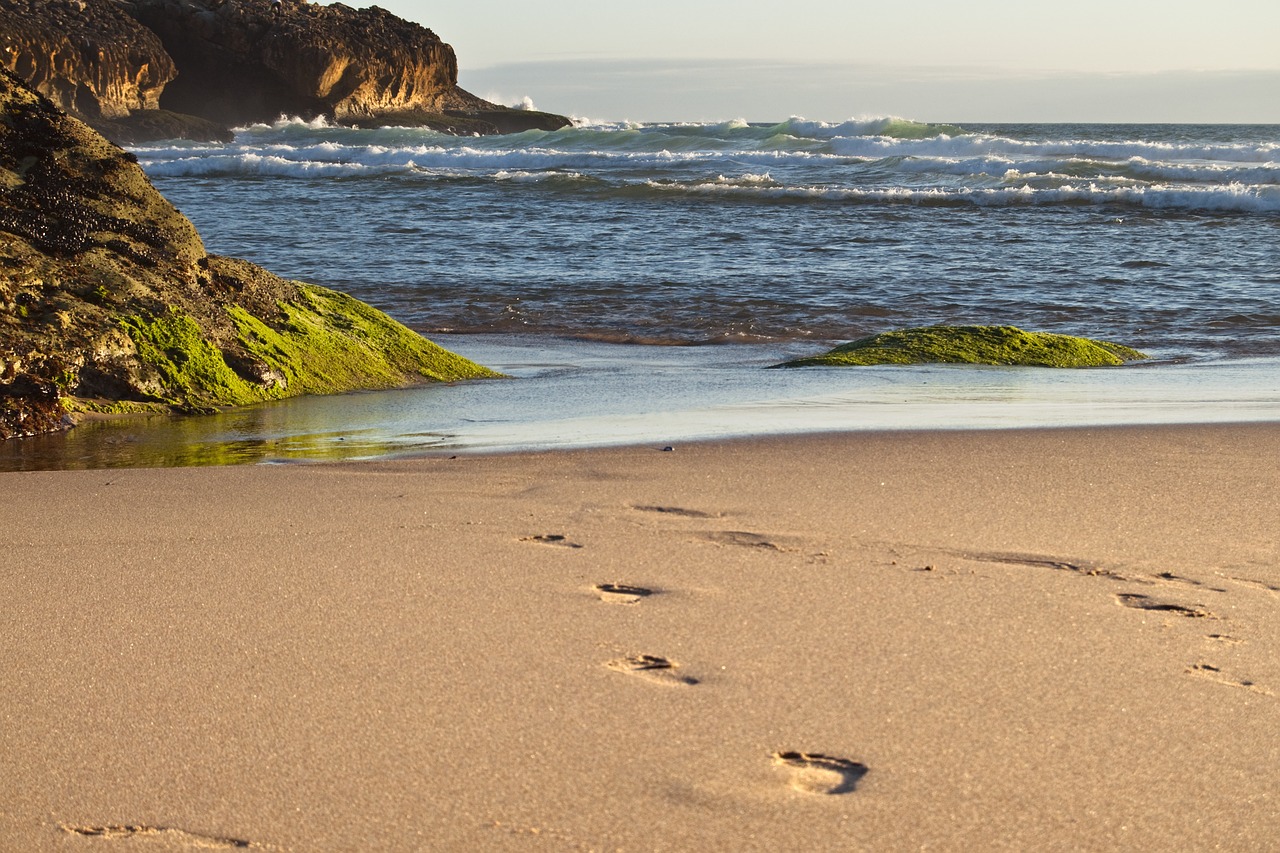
0,0,232,141
0,0,571,142
1,68,498,440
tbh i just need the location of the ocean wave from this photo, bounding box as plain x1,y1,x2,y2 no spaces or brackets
826,133,1279,165
133,118,1279,216
637,179,1280,213
136,142,841,177
136,124,1280,179
139,146,1280,213
140,152,375,178
137,143,1279,189
774,116,969,140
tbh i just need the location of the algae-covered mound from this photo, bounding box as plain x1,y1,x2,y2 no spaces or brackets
777,325,1148,369
1,68,497,440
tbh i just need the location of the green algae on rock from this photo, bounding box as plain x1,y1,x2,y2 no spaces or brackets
226,285,500,398
115,284,500,414
776,325,1148,369
1,67,497,439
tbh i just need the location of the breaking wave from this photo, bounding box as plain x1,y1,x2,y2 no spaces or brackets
134,115,1280,215
138,116,1280,361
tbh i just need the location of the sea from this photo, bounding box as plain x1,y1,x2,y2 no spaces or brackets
4,116,1279,468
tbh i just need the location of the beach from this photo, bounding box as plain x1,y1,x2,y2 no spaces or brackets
5,8,1279,850
4,422,1279,850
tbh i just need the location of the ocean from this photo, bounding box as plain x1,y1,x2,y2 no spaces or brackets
4,117,1279,467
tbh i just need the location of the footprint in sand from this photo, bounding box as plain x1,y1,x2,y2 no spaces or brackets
772,751,868,795
605,654,698,686
632,505,720,519
1223,575,1280,597
965,550,1126,580
62,824,257,848
1205,633,1245,645
1187,663,1274,696
702,530,792,552
519,534,583,549
1115,592,1214,619
594,583,654,604
1150,571,1226,592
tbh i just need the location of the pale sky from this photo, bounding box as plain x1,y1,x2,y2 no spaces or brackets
369,1,1280,122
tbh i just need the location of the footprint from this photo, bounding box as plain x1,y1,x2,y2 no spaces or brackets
604,654,698,686
594,583,654,604
632,505,720,519
1151,571,1225,592
1187,663,1274,696
1205,633,1245,645
61,824,256,848
772,751,868,795
702,531,790,552
965,550,1126,580
1223,575,1280,597
1115,593,1214,618
519,534,583,549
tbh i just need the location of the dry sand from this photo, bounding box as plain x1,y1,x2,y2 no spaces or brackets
2,423,1279,851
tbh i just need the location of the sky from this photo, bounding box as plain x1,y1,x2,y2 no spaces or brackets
369,0,1280,123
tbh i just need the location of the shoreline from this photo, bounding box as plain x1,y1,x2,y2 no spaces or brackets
4,335,1280,471
4,422,1279,849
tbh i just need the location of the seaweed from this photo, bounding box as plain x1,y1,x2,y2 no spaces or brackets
776,325,1148,368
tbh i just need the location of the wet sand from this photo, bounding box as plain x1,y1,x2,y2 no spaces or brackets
6,339,1280,470
3,423,1279,850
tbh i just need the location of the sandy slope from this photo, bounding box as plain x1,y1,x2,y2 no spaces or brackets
2,424,1278,850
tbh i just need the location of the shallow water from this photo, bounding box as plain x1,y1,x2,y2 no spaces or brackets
4,336,1278,470
141,119,1280,358
6,118,1279,469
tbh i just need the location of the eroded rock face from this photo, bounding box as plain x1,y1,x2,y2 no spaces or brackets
124,0,473,124
122,0,570,133
0,0,176,119
4,0,571,140
1,68,496,440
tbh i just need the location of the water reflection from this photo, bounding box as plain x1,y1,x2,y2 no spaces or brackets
2,336,1279,471
0,412,454,470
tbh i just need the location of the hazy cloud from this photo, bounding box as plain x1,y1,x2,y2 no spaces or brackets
460,60,1280,124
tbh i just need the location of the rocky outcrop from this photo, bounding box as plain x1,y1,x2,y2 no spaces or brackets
1,68,498,440
124,0,464,123
0,0,173,119
2,0,571,142
0,0,230,141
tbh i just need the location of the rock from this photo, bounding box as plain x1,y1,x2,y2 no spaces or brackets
120,0,453,125
775,325,1149,368
0,0,232,141
2,0,571,142
0,0,174,119
1,68,499,440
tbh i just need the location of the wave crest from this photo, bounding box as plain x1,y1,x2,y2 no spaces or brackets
134,119,1280,216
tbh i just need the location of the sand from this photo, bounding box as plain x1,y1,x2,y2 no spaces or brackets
2,423,1279,851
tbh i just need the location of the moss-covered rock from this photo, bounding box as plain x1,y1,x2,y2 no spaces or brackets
229,284,497,391
776,325,1148,368
1,67,497,439
109,282,499,414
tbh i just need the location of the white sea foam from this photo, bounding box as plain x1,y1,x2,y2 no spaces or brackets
141,152,372,178
134,118,1278,215
233,114,339,134
641,178,1280,213
490,169,590,184
825,133,1279,165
